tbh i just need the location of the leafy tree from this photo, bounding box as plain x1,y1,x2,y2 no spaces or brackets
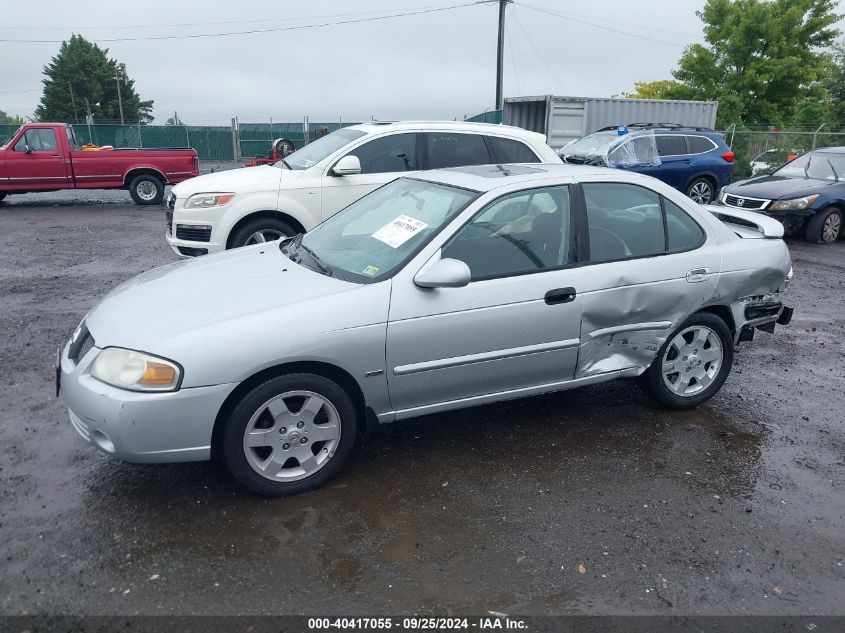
0,110,25,125
820,40,845,128
627,0,840,128
165,114,184,125
35,34,153,124
621,80,696,100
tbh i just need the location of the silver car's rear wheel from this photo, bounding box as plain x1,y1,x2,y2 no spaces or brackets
661,325,723,396
243,390,341,482
221,373,358,496
638,312,733,409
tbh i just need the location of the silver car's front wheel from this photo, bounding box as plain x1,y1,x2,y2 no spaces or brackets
243,390,341,482
221,373,358,496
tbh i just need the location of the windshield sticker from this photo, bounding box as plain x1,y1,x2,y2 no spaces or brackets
362,265,380,276
371,215,428,248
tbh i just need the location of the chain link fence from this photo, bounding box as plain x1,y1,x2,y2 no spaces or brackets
724,126,845,180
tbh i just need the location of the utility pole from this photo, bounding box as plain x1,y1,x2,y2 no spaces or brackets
115,62,126,125
495,0,510,112
68,81,79,123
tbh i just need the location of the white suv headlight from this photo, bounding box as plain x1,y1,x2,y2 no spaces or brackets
184,193,234,209
90,347,182,392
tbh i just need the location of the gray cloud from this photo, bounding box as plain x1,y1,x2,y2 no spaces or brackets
0,0,732,124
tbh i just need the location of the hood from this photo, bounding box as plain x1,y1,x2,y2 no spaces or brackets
725,174,836,200
86,245,357,352
171,164,305,198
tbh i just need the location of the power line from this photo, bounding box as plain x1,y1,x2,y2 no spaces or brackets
0,2,485,43
0,3,464,31
504,9,523,97
518,3,700,38
510,7,566,93
518,2,688,48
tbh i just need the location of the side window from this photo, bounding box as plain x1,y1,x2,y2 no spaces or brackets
487,136,540,163
442,185,571,280
583,183,665,262
655,135,687,157
424,132,492,169
665,198,705,251
14,129,57,152
348,133,418,174
687,135,717,154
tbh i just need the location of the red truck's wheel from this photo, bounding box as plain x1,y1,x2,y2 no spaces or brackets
129,174,165,206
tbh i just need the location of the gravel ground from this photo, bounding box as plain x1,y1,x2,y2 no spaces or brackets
0,191,843,616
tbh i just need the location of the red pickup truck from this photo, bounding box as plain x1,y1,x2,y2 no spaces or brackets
0,123,199,205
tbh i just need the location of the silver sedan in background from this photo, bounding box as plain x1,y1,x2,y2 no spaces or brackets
58,163,793,496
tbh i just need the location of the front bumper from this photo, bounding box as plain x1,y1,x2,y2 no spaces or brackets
166,231,225,257
57,339,236,463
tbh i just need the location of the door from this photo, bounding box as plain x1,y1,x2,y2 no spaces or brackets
320,132,420,221
574,181,719,376
4,128,70,189
386,184,582,413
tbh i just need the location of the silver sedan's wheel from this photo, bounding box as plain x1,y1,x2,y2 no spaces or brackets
687,179,714,204
244,229,284,245
661,325,723,396
243,390,341,482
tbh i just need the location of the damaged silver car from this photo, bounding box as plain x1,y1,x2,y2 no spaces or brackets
58,164,793,496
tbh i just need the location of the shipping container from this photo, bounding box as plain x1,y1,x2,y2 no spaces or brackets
503,95,718,148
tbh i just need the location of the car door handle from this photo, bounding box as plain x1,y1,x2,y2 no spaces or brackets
686,267,710,283
545,287,577,305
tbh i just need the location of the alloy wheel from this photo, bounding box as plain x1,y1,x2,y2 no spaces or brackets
688,181,713,204
822,212,841,243
245,229,284,245
661,325,723,396
242,390,341,482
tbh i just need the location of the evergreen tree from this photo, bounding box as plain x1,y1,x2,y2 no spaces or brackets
35,34,153,124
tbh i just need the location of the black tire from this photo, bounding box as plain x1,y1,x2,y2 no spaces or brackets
128,174,165,205
637,312,734,410
805,207,842,244
0,193,7,203
229,216,297,249
220,373,358,496
685,177,715,204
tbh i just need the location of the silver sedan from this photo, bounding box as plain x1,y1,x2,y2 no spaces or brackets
58,164,793,496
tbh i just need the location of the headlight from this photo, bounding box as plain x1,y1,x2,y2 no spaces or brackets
90,347,182,392
184,193,234,209
769,194,819,211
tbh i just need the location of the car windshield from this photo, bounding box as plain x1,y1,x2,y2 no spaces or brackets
294,178,478,282
562,131,622,157
275,128,366,170
773,151,845,181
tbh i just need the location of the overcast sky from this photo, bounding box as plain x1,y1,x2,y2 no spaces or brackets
1,0,841,124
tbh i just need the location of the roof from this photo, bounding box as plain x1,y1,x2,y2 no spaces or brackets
412,162,630,192
813,146,845,153
347,120,541,139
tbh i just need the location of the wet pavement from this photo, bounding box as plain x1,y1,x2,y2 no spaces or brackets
0,192,843,615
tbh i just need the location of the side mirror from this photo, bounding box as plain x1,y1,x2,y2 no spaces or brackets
414,258,471,289
332,155,361,176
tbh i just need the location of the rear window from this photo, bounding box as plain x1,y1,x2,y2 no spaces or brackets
424,133,492,169
688,136,716,154
487,136,540,163
655,135,687,157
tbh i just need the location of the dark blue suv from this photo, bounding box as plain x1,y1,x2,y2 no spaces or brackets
558,124,735,204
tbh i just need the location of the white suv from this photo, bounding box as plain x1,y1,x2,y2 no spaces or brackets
166,121,561,256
